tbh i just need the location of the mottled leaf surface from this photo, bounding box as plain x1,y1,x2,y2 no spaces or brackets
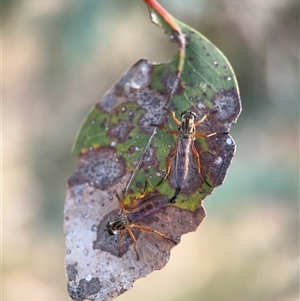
65,1,241,300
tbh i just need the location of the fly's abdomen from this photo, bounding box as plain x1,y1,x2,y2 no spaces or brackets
174,138,192,188
128,195,170,223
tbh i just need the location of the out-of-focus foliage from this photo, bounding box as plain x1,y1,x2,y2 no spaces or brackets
3,0,298,301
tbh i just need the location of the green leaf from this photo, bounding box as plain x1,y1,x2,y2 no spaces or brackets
123,0,241,210
71,1,241,211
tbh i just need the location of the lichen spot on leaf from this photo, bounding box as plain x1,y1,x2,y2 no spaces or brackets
68,147,126,191
212,88,240,123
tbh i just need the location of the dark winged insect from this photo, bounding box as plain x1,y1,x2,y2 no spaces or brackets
106,192,177,260
154,108,222,202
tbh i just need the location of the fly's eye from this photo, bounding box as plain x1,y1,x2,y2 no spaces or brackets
107,229,116,236
181,110,196,119
106,222,116,236
190,111,196,119
181,111,187,118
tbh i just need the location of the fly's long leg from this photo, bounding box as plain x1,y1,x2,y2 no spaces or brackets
194,114,217,138
163,107,181,126
195,131,217,138
132,224,178,245
194,131,228,159
192,143,213,188
151,123,178,135
194,113,208,126
151,107,180,133
117,227,140,260
192,143,201,175
194,113,229,138
118,222,178,261
156,146,177,186
127,227,139,260
118,230,125,258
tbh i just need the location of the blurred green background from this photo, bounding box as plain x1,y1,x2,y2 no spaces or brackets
3,0,299,300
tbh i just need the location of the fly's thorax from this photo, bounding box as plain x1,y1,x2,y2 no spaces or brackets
106,215,129,234
180,111,196,138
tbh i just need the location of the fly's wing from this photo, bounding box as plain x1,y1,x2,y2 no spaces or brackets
173,137,192,189
128,195,170,223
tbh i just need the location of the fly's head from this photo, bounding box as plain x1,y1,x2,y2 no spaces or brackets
179,110,196,138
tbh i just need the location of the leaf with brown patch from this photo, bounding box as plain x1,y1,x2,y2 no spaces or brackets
65,1,241,301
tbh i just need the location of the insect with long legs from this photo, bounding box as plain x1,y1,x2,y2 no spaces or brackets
106,189,177,260
154,108,223,202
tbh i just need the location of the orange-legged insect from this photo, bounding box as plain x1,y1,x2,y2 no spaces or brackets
106,193,177,260
154,108,219,202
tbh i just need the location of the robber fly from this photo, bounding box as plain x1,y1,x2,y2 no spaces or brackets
106,192,177,260
154,108,220,202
